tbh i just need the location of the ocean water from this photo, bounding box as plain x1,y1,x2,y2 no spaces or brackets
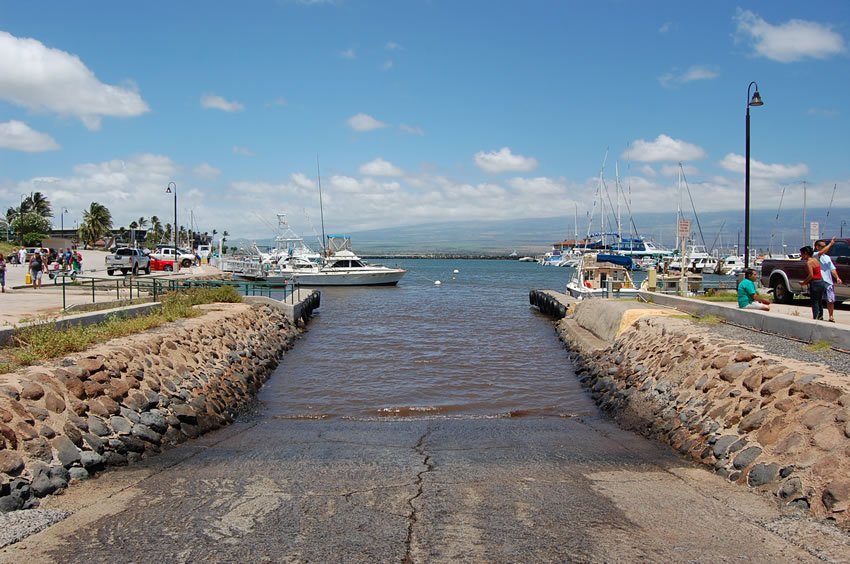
258,259,602,419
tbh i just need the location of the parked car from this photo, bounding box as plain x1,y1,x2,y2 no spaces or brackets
760,237,850,303
150,247,195,268
149,257,176,272
105,247,151,276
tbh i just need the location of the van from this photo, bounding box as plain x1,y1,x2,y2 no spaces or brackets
197,244,212,259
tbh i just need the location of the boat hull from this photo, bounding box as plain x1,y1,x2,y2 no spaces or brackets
292,269,406,286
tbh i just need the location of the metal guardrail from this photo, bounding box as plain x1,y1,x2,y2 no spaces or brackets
52,274,299,310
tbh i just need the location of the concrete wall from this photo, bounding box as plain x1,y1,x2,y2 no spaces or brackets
557,299,850,526
0,303,300,512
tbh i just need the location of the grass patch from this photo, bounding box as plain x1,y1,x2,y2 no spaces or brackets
0,285,242,374
695,314,724,325
805,340,833,352
694,292,740,302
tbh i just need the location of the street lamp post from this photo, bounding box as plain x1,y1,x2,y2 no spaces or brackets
744,81,764,269
166,182,177,254
60,207,68,245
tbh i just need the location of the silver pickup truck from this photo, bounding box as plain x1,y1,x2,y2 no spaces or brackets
105,247,151,276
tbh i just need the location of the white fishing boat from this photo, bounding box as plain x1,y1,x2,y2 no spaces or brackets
260,235,406,286
566,254,640,300
668,245,718,273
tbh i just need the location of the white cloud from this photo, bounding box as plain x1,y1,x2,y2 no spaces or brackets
474,147,538,173
0,31,149,130
193,162,221,179
382,60,394,71
400,123,424,136
386,42,401,50
660,163,697,177
0,120,60,152
735,9,846,63
640,165,656,177
659,65,719,87
233,145,254,156
622,135,706,162
658,22,673,34
718,153,809,180
808,107,839,118
269,97,288,107
201,94,245,112
347,113,387,131
359,158,403,177
340,48,356,59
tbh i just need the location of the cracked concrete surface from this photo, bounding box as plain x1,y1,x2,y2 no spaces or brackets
2,416,849,563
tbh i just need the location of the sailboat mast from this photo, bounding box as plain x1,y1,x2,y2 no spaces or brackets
615,161,622,245
317,155,327,254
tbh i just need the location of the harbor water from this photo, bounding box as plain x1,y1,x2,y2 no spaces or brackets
259,259,600,419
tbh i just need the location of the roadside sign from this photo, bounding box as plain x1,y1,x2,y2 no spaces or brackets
810,221,819,241
678,219,691,238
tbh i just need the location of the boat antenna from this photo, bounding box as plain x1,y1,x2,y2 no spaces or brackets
316,155,327,255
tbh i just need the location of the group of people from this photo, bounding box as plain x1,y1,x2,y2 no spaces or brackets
2,247,83,290
737,237,843,322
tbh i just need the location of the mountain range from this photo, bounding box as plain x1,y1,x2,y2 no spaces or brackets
234,207,850,256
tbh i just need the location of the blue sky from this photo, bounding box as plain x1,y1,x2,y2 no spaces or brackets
0,0,848,241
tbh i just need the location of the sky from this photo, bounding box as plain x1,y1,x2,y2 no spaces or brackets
0,0,848,243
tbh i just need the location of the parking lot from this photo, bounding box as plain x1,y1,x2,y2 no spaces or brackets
0,249,220,326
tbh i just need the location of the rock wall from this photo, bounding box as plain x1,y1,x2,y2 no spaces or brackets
0,303,300,511
558,301,850,527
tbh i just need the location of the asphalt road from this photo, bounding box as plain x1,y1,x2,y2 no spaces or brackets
3,414,848,563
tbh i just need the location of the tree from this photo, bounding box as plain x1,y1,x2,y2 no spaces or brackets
11,212,50,246
24,192,52,219
136,216,148,229
79,202,113,249
148,215,163,247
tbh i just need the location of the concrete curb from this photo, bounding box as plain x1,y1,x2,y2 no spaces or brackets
638,291,850,349
0,303,161,347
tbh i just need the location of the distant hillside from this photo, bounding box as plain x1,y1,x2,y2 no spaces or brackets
232,207,850,256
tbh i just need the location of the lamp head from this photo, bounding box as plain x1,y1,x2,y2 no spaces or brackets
166,181,176,194
749,90,764,107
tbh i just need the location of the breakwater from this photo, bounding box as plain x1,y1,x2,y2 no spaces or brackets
554,298,850,526
0,303,300,511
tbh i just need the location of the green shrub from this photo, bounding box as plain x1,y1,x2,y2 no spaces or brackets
0,284,243,371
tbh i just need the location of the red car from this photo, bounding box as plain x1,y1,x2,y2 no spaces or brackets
149,257,176,272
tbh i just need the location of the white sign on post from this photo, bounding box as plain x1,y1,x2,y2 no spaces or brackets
678,219,691,239
810,221,819,241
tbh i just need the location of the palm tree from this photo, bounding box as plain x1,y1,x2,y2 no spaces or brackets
137,216,148,229
148,215,163,247
79,202,113,249
25,192,52,218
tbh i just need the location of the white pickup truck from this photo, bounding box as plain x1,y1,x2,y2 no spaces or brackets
105,247,151,276
150,247,196,268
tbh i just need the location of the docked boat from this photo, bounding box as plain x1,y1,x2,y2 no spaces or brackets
259,236,406,286
566,253,640,300
668,245,718,274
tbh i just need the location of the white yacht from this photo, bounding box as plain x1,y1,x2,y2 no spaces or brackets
260,236,406,286
668,245,719,274
566,254,640,300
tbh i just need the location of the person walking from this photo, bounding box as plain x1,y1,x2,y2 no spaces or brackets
18,247,26,267
28,251,44,289
737,268,770,310
0,253,6,292
814,238,843,322
800,245,827,320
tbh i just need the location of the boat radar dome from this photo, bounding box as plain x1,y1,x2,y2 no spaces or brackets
434,280,441,285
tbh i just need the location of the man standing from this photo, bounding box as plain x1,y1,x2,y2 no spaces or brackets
814,238,843,322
